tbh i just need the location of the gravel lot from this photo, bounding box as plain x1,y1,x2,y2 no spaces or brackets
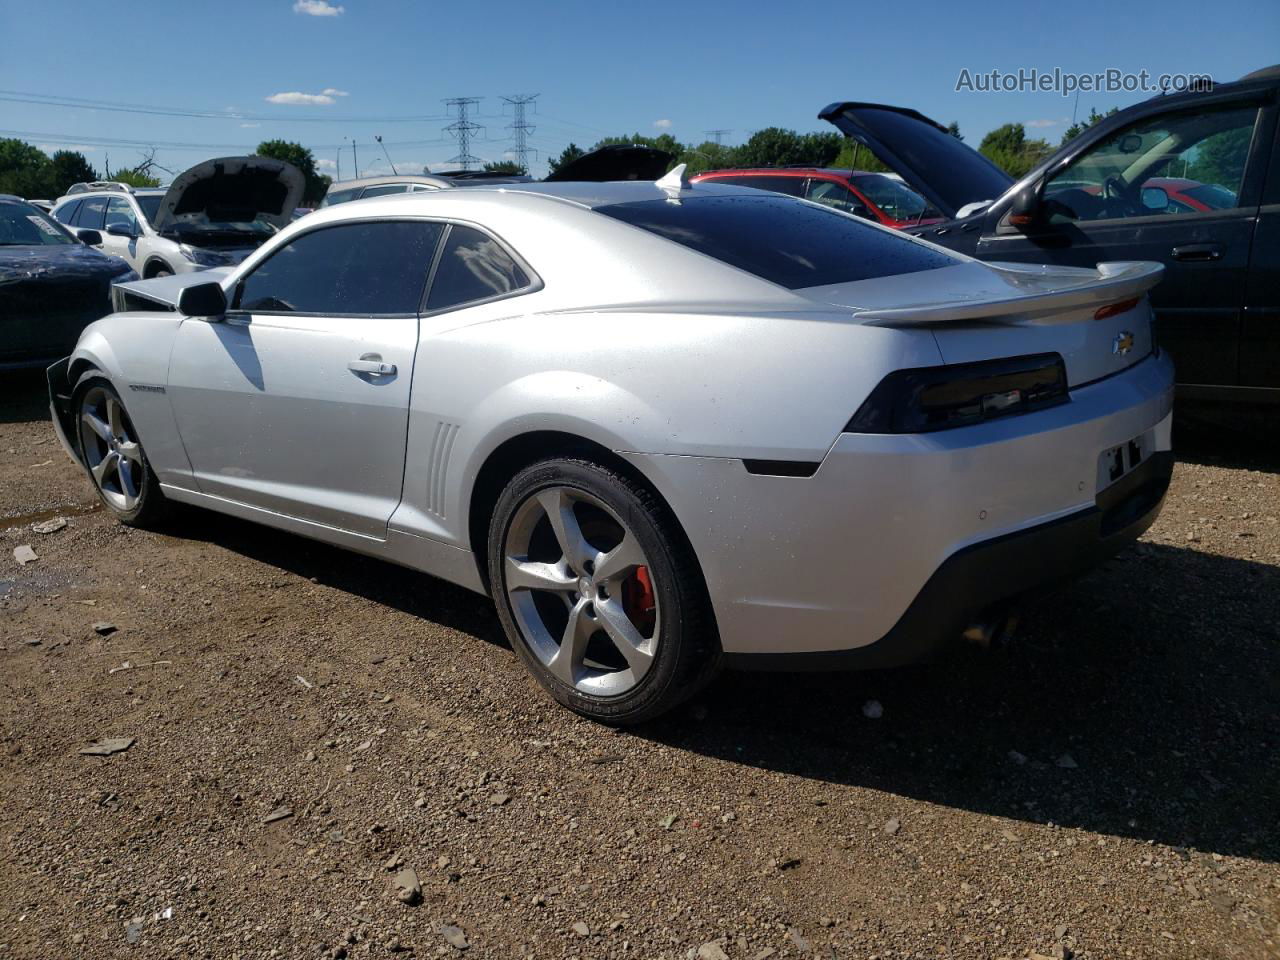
2,369,1278,960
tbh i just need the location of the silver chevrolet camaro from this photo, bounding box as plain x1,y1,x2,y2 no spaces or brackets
47,169,1175,723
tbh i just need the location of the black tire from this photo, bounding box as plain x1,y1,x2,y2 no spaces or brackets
147,263,173,279
72,372,171,529
488,458,720,725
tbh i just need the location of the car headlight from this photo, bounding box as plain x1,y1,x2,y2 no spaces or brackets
179,244,227,267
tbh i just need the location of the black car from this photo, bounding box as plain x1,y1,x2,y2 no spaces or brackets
0,195,136,370
820,65,1280,407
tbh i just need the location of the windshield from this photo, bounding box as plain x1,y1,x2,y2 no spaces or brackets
596,194,956,290
0,201,76,245
851,174,934,221
135,194,162,225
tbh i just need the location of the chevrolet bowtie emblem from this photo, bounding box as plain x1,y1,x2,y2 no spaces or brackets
1113,330,1135,356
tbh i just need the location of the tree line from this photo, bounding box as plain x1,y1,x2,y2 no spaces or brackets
0,109,1122,206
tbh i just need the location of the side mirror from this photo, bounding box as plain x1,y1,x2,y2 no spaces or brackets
177,281,228,318
104,222,136,238
76,229,102,245
1006,185,1042,228
1141,186,1170,211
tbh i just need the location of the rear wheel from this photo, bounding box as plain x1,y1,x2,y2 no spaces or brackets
488,458,718,724
73,374,169,529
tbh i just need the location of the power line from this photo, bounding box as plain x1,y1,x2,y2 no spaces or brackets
502,94,539,173
443,98,484,170
704,129,732,145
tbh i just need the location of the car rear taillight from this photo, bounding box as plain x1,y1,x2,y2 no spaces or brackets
845,353,1068,434
1094,297,1140,322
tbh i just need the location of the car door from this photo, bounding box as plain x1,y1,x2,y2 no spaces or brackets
101,197,141,270
975,101,1268,388
1240,102,1280,389
166,218,445,537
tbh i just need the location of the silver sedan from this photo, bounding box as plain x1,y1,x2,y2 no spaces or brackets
48,173,1174,722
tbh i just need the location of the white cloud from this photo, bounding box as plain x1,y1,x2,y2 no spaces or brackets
321,88,350,97
1026,117,1069,128
265,91,337,105
293,0,344,15
652,118,672,129
239,122,261,128
316,157,337,171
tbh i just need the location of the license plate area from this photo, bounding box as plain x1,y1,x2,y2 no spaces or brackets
1097,432,1146,492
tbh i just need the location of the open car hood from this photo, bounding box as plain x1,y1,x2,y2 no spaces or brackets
544,144,674,182
152,156,305,233
819,103,1014,219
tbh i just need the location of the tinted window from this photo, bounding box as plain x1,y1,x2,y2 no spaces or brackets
851,174,935,221
104,197,137,233
360,184,411,198
597,195,956,289
234,220,444,315
426,224,531,312
54,199,81,224
135,195,162,225
804,179,871,217
78,196,108,229
0,202,76,245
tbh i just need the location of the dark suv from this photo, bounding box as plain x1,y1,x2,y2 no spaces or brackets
821,65,1280,404
691,168,941,229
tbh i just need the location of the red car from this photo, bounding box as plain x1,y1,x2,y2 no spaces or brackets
690,167,942,229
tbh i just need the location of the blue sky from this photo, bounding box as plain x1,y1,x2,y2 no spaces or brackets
2,0,1276,180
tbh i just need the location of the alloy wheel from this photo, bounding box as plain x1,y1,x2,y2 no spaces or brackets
78,387,145,511
503,486,660,697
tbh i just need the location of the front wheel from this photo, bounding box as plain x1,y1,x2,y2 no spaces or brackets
488,458,719,724
73,374,170,528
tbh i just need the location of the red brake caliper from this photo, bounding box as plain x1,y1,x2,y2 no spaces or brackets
622,566,657,636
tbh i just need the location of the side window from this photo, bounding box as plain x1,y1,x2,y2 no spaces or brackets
1043,105,1259,223
54,199,81,224
359,183,411,198
78,196,108,229
804,180,870,218
426,224,531,313
410,184,436,192
104,197,138,233
233,220,445,315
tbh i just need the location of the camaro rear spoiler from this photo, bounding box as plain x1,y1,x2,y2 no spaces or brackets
853,260,1164,326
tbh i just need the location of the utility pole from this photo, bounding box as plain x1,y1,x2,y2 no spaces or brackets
443,97,484,171
704,129,732,145
336,146,341,182
502,94,539,174
351,138,359,179
375,135,397,175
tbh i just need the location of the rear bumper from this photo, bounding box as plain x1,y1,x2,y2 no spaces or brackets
624,350,1176,663
46,357,80,464
724,449,1172,671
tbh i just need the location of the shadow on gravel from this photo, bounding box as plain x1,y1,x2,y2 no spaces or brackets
178,509,510,650
640,543,1280,864
0,370,52,424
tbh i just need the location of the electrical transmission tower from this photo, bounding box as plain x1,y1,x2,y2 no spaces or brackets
704,129,732,145
502,94,539,174
443,97,484,170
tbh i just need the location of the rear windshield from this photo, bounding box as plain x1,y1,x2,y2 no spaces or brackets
595,194,956,289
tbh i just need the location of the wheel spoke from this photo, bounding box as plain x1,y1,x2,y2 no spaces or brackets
536,489,593,574
106,397,125,440
547,601,593,685
91,451,118,486
506,557,575,594
595,598,654,674
117,458,137,506
81,411,111,443
594,532,646,584
116,440,144,466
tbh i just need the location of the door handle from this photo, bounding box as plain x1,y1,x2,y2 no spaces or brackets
348,357,396,376
1172,243,1223,262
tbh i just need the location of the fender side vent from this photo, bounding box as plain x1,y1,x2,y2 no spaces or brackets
742,459,820,478
426,422,460,517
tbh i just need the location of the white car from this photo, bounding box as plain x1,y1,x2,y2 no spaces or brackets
48,170,1174,723
51,156,304,278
